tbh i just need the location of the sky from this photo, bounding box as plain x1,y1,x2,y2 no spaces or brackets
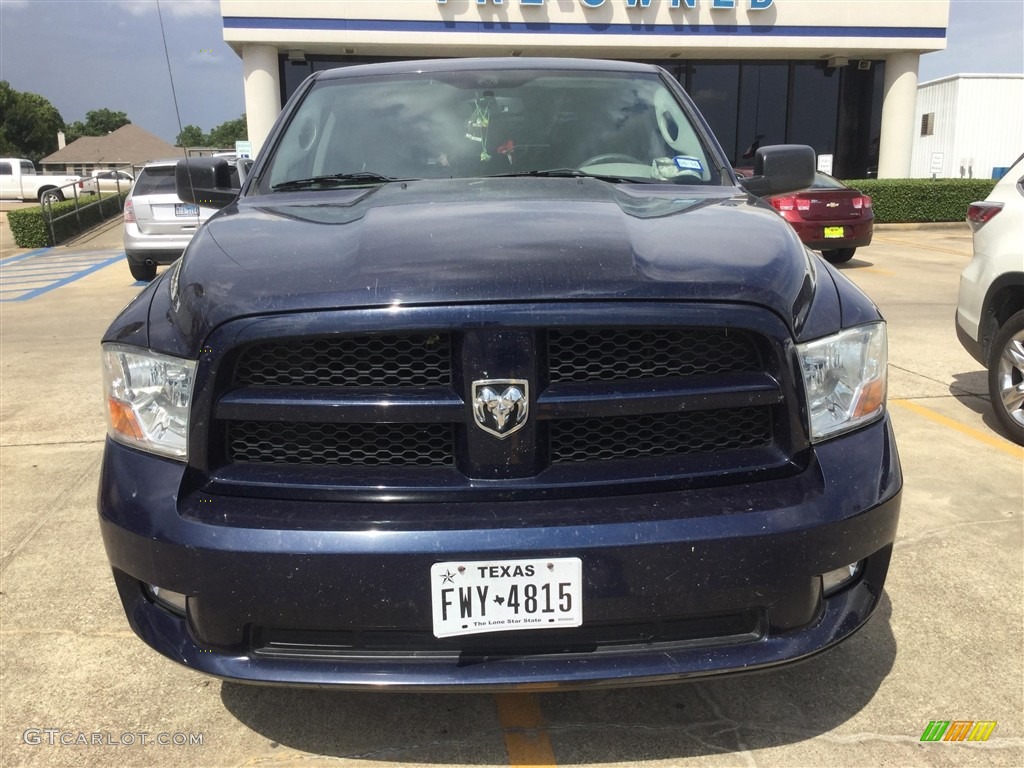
0,0,1022,145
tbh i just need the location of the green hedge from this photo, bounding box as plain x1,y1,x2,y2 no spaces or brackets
843,178,997,224
7,192,127,248
4,179,996,245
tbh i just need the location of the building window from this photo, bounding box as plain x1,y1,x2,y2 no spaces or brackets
736,62,788,170
688,63,740,165
921,113,935,136
787,62,840,163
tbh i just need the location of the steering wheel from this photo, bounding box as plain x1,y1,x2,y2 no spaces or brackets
578,153,645,167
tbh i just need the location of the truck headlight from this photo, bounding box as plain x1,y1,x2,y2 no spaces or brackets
102,344,196,460
798,322,887,442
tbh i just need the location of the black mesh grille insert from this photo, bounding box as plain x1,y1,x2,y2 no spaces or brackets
229,422,455,467
234,333,452,387
547,328,760,383
549,407,772,463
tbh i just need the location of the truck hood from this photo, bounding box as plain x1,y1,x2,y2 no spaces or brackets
167,178,816,344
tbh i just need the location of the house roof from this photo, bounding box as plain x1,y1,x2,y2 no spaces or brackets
40,123,179,166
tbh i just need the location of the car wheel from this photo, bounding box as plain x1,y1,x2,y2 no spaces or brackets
129,260,157,282
988,309,1024,445
39,188,64,205
821,248,856,264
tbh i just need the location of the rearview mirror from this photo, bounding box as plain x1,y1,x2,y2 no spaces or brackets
175,157,238,208
738,145,816,197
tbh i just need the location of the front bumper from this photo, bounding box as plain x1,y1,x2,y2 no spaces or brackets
98,416,901,690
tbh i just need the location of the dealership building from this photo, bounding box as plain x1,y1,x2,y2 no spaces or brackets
220,0,950,178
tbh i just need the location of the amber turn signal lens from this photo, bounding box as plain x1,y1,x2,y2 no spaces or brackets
107,398,144,440
854,378,885,419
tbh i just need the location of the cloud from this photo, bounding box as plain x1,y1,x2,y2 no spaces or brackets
112,0,219,18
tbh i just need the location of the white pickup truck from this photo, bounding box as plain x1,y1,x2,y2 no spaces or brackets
79,168,134,195
0,158,80,204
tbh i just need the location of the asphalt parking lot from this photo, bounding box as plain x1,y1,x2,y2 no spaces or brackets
1,221,1021,767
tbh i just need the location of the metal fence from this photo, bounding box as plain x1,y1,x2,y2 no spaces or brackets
39,167,132,245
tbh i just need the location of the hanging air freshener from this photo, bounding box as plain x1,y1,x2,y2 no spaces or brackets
466,96,491,143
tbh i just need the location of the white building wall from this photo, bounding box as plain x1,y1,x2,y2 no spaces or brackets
910,77,958,178
911,75,1024,179
956,77,1024,178
221,0,949,59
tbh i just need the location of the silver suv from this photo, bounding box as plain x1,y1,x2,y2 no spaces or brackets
123,158,236,281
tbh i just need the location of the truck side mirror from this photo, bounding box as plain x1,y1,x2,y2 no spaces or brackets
175,158,238,208
738,145,816,197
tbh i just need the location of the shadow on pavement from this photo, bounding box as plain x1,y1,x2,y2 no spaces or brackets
950,370,988,399
829,256,875,270
949,375,1017,444
221,594,897,762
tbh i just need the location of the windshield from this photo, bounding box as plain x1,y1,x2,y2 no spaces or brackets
262,68,721,191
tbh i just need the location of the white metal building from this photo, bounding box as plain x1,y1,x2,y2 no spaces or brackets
911,74,1024,179
220,0,951,178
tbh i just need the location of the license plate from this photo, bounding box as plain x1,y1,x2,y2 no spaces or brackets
823,226,845,238
430,557,583,638
174,203,199,217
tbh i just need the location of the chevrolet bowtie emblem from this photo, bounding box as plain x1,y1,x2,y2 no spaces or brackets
472,379,529,439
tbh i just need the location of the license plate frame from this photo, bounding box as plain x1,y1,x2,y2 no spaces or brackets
430,557,583,639
823,226,845,239
174,203,200,217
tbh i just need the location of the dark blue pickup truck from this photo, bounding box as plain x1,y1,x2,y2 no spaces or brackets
98,58,900,690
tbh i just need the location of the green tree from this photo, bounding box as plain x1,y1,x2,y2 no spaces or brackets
65,108,130,142
176,124,206,147
0,81,16,156
206,115,247,149
0,81,65,163
84,108,130,134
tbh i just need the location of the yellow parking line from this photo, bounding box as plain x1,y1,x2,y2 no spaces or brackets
495,693,557,767
856,267,896,276
872,237,970,258
892,400,1024,459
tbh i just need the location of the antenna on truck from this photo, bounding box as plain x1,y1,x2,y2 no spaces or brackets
155,0,196,203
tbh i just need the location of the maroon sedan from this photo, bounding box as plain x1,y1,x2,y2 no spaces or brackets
768,172,874,264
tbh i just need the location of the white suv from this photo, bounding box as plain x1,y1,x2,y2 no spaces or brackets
956,153,1024,444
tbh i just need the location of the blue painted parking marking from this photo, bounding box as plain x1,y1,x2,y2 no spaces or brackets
0,248,51,265
0,248,125,301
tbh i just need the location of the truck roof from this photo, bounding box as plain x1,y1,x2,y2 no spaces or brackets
317,57,664,82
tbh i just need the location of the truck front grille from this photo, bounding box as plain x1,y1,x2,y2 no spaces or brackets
547,328,759,383
228,422,455,467
550,407,772,463
235,333,452,387
208,313,793,498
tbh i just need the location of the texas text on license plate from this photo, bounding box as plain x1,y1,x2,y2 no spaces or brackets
174,203,199,217
823,226,845,238
430,557,583,638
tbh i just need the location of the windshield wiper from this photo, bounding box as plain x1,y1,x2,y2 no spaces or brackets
271,172,411,191
486,168,641,184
